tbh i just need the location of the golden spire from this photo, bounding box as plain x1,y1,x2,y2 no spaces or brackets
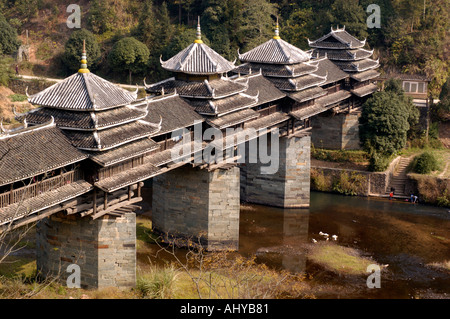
78,39,90,73
273,16,281,40
194,16,203,44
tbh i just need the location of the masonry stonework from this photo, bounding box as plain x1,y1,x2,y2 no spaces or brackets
241,134,311,208
36,212,136,289
311,112,361,150
152,165,240,251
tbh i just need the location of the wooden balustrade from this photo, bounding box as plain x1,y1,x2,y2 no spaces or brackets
0,170,83,208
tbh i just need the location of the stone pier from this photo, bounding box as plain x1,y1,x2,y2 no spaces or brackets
36,212,136,289
311,112,361,150
241,133,311,208
152,165,240,251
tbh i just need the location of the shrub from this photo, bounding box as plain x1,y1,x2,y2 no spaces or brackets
310,169,331,192
413,152,440,174
332,171,367,196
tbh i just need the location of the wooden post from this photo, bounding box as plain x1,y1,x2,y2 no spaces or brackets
93,189,97,215
128,185,132,201
104,191,108,210
137,183,141,198
9,184,13,205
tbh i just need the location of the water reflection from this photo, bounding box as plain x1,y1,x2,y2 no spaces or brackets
239,205,310,273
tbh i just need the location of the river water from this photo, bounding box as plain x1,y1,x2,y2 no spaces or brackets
238,192,450,299
140,188,449,299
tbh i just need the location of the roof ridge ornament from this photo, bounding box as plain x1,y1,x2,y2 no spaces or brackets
78,39,90,73
194,16,203,44
273,16,281,40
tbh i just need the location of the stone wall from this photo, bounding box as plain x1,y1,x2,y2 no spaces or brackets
36,212,136,289
242,134,310,208
8,78,55,95
152,165,240,250
311,166,389,196
311,112,362,150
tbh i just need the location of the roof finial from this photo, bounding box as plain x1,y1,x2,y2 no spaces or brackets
194,16,203,44
78,39,90,73
273,16,281,40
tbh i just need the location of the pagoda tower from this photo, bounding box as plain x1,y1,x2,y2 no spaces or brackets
145,18,260,127
308,26,380,99
236,19,329,115
20,41,163,289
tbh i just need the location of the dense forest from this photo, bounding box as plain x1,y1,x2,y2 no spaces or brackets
0,0,449,96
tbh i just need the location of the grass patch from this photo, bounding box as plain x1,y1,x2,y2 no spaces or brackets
8,94,28,102
311,147,369,164
307,242,377,276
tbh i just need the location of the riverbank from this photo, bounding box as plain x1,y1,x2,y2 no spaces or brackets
311,150,450,207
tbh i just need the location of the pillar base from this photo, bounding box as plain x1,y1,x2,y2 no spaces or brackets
241,134,311,208
152,166,240,251
36,212,136,289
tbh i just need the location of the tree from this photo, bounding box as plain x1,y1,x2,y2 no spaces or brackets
108,37,150,84
88,0,117,34
0,56,14,86
359,79,419,171
0,14,21,56
62,29,101,73
238,0,277,52
329,0,368,40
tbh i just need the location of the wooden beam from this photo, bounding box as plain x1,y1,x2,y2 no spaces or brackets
91,197,142,220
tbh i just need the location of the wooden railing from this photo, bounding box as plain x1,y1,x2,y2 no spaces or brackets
0,170,83,208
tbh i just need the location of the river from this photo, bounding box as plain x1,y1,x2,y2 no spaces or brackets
238,191,450,299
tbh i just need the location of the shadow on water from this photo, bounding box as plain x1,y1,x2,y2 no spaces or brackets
239,192,450,299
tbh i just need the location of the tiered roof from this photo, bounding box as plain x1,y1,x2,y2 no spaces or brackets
309,26,380,77
235,21,327,103
24,41,161,153
145,19,261,123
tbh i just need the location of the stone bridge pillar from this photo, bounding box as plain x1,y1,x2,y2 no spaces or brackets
241,133,311,208
152,165,240,251
36,212,136,289
311,112,361,150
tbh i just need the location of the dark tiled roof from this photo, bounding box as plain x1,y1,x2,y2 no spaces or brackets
21,105,147,131
161,42,235,75
234,73,286,106
0,180,93,226
238,38,311,64
95,161,161,193
308,28,366,49
312,48,373,61
63,121,159,151
288,87,327,104
0,124,88,187
234,62,318,78
143,94,205,136
145,77,248,99
315,90,352,107
269,74,327,91
311,57,349,85
89,138,159,167
207,108,260,129
244,111,290,131
350,69,380,82
186,93,258,116
351,83,378,97
28,72,137,111
332,58,379,72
